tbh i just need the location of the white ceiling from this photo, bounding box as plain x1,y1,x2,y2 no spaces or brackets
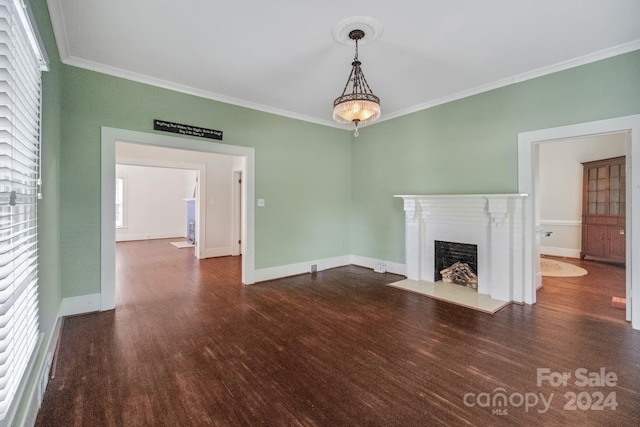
45,0,640,129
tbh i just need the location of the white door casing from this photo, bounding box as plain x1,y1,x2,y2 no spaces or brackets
518,114,640,330
101,127,256,311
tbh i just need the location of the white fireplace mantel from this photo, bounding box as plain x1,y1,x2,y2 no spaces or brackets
395,194,528,303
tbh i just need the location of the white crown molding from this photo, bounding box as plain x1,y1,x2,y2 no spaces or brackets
378,39,640,124
46,0,640,132
45,0,70,60
60,53,343,129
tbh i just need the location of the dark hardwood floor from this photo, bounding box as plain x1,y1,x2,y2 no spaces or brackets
36,240,640,426
539,255,628,326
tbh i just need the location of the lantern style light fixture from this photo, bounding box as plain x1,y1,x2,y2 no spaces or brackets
332,29,381,137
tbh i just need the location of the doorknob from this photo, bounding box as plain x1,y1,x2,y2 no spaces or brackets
620,229,625,235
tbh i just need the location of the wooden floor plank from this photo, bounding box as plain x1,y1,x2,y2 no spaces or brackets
35,240,640,426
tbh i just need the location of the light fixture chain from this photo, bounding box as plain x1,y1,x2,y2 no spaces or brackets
355,37,359,61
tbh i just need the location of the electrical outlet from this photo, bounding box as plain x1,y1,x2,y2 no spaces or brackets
310,264,317,273
374,262,387,273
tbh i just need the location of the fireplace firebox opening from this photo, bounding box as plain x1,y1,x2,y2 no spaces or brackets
434,241,478,289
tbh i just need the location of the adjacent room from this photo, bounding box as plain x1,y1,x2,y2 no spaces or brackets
1,1,639,426
537,133,628,323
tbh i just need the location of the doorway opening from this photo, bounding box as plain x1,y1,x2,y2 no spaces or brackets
101,127,256,311
115,159,202,254
537,133,627,323
518,114,640,330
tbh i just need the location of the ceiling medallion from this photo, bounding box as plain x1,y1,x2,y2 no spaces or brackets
331,16,383,46
332,17,383,137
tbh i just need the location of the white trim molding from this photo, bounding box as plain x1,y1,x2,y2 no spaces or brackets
540,220,581,227
379,41,640,124
45,0,640,131
539,220,582,258
253,255,407,283
59,294,101,317
254,256,352,283
518,114,640,330
540,246,581,259
202,247,234,258
116,232,185,242
101,127,256,311
350,255,406,276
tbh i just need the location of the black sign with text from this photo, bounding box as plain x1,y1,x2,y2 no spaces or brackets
154,120,223,140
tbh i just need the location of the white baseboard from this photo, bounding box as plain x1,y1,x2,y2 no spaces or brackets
202,246,233,258
13,316,63,427
253,255,406,283
350,255,407,276
116,232,184,242
59,293,101,317
254,255,352,282
540,246,581,259
18,293,98,427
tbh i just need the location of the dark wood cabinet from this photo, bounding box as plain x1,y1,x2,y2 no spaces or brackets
581,156,626,263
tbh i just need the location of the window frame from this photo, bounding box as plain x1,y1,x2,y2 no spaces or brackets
0,0,49,424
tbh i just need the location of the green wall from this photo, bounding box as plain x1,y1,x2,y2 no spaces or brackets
351,51,640,263
22,0,640,423
33,0,62,336
31,0,640,302
59,66,352,297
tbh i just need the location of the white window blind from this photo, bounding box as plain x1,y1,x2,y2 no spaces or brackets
0,0,46,421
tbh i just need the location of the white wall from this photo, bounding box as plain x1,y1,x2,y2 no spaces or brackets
539,133,626,257
116,164,197,241
116,141,242,257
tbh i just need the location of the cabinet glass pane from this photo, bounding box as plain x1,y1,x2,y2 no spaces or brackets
598,166,608,178
610,165,620,178
588,180,596,191
610,203,619,215
610,177,619,190
597,179,606,191
597,191,605,203
596,203,606,214
610,190,619,202
588,191,597,203
621,203,626,215
588,203,596,214
589,168,597,180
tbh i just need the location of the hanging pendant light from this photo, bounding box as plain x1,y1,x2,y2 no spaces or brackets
333,29,381,137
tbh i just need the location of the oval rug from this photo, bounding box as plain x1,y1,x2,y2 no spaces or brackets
540,258,587,277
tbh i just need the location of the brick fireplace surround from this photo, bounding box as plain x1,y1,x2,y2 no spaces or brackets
395,194,528,303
